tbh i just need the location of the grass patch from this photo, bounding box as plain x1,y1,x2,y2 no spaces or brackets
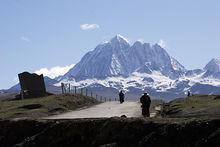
0,93,98,120
163,95,220,118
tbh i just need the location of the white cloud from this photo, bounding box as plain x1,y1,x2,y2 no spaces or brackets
20,36,30,42
80,23,100,30
11,64,75,86
13,77,19,84
158,39,166,48
34,64,75,79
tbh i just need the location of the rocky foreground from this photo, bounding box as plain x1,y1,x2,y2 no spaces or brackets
0,117,220,147
1,94,220,147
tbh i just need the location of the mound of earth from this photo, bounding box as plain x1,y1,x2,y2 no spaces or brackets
0,118,220,147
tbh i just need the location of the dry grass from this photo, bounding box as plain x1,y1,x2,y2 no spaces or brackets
0,94,98,120
163,95,220,118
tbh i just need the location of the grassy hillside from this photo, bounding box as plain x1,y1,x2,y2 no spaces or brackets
163,95,220,118
0,94,98,120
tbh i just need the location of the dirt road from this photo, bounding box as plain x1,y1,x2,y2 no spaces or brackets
47,101,157,119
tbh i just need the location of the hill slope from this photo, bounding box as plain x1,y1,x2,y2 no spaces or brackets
0,94,98,120
163,95,220,118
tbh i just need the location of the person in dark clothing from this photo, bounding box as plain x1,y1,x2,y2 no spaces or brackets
119,90,125,103
187,90,191,97
140,92,151,117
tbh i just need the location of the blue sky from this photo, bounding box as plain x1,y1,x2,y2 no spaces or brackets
0,0,220,89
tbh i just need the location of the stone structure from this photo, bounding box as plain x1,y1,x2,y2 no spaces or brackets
18,72,46,98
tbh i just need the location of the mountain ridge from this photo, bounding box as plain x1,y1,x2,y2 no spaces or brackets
62,35,185,81
59,35,220,99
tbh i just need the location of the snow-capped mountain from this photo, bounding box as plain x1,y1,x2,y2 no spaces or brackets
204,58,220,72
63,35,185,81
58,35,220,100
203,59,220,79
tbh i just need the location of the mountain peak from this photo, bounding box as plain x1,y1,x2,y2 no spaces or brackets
62,35,185,80
204,58,220,72
134,40,144,45
110,34,130,45
210,58,220,63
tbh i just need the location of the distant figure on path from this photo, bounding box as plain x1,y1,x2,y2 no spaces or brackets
187,90,191,97
140,92,151,117
119,90,125,103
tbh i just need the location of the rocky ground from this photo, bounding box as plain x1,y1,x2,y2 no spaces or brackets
0,117,220,147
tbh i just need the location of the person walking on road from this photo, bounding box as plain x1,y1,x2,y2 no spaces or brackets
119,90,125,103
140,92,151,117
187,90,191,97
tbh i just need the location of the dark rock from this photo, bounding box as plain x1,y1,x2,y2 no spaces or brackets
120,115,127,118
18,72,47,99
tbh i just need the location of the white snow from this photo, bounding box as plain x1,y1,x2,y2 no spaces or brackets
114,34,130,44
180,73,220,87
57,71,176,92
170,57,185,71
110,54,122,74
56,66,220,96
